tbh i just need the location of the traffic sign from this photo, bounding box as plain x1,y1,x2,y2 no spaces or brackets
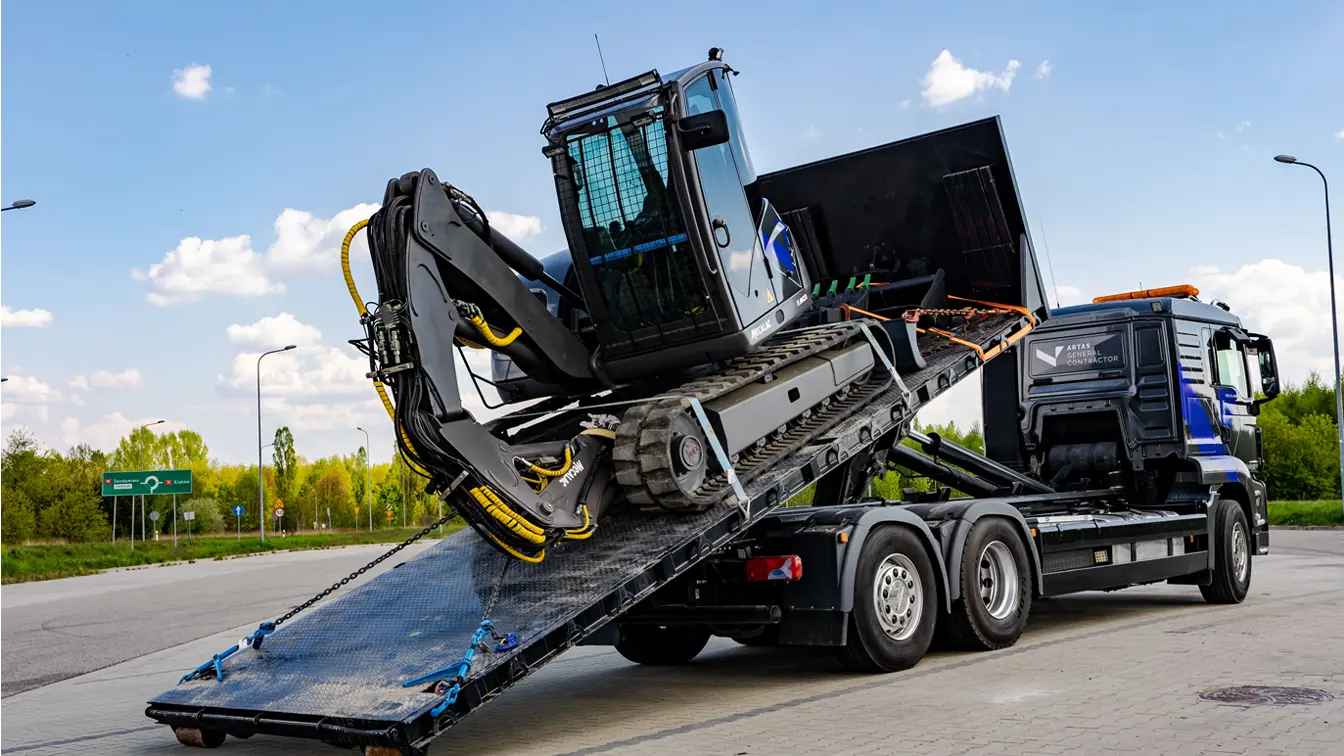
150,511,161,521
233,505,245,517
183,511,196,521
101,469,193,496
274,507,285,519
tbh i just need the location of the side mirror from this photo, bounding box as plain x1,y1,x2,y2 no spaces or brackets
677,110,731,151
1250,334,1280,403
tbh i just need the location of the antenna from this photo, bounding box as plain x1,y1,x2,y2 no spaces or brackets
1037,214,1062,309
594,34,611,86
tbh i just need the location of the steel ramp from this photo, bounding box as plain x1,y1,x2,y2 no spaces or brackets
146,312,1030,753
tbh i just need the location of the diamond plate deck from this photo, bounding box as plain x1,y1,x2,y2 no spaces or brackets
146,313,1028,749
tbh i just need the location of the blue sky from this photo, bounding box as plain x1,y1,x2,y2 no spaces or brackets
3,0,1343,463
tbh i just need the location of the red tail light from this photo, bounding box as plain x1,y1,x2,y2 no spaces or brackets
745,555,802,582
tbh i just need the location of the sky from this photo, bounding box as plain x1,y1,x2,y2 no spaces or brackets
2,0,1343,465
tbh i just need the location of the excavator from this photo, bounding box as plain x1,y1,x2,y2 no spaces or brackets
342,48,1039,563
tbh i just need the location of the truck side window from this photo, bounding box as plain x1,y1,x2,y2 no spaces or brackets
1213,331,1251,399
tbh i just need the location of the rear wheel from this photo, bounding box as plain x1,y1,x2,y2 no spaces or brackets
838,527,937,672
944,518,1032,651
1200,498,1252,604
615,624,711,665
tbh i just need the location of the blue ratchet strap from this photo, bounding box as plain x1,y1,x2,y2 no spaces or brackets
403,620,518,717
178,621,277,684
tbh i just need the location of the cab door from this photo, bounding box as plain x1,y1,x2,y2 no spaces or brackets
682,72,773,327
1211,329,1258,467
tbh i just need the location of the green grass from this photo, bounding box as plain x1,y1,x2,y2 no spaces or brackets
1267,500,1344,527
1,523,467,584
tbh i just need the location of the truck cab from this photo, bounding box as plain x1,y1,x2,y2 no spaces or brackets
983,285,1281,554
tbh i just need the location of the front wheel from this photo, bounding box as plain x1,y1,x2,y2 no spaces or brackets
837,526,938,672
615,624,711,665
1200,498,1252,604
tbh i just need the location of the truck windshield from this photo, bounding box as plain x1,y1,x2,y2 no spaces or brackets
564,107,702,332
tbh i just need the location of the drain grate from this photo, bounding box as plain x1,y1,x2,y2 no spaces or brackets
1199,686,1335,705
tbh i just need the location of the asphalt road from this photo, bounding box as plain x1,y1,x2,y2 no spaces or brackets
2,528,1342,756
0,540,438,697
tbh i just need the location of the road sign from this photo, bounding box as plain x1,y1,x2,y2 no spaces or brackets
386,509,394,521
233,505,245,517
150,511,161,521
101,469,193,497
183,511,196,521
274,507,285,519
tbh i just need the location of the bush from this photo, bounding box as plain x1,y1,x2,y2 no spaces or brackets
39,492,111,543
2,488,38,545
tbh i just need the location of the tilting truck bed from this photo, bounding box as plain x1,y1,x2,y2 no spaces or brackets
145,312,1029,753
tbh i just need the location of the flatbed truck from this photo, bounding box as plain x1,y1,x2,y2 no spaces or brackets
145,54,1282,755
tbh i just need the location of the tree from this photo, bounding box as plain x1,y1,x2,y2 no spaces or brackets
314,467,354,528
272,427,298,531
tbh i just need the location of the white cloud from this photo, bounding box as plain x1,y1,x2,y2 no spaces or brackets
921,50,1021,108
222,347,369,402
1035,60,1052,80
1192,259,1342,382
1215,131,1228,142
1335,128,1344,140
1,305,53,328
265,204,380,274
485,211,543,242
898,99,912,110
1054,284,1086,306
227,313,324,350
134,235,282,306
59,413,182,452
1236,120,1251,131
172,63,212,100
3,374,63,405
70,369,142,390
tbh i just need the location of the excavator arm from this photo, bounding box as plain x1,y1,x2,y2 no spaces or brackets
355,169,613,562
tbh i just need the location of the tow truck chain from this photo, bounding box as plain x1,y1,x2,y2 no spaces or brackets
901,307,1016,323
178,508,462,684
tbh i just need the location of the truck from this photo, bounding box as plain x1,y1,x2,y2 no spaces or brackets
145,49,1282,754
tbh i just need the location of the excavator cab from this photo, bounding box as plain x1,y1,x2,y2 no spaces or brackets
543,49,811,382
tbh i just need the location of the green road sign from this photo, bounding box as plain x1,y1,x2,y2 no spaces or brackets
101,469,193,496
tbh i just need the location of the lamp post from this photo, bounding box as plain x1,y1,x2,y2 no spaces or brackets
0,199,35,212
357,427,372,531
1275,155,1342,514
257,345,297,543
138,420,164,544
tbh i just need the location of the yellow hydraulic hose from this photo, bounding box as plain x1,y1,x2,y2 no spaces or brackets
468,315,523,347
564,506,594,540
341,219,430,477
528,448,573,478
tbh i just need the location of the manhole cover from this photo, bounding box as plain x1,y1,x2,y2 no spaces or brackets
1199,686,1334,705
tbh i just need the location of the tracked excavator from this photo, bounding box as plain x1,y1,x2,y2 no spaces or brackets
344,48,1037,563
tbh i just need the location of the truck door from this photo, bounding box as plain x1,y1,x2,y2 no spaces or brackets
1211,329,1258,466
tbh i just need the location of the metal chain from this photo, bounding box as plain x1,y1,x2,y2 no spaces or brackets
272,508,458,628
481,560,513,621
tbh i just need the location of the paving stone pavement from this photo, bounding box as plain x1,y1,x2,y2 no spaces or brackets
3,531,1342,756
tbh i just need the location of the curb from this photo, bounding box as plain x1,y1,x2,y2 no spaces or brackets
1270,525,1344,531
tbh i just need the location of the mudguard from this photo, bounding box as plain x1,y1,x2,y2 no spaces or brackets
837,507,952,614
1189,455,1253,486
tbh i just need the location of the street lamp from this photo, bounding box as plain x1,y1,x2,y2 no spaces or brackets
0,199,35,212
357,427,372,532
257,345,297,543
138,420,165,544
1275,155,1342,514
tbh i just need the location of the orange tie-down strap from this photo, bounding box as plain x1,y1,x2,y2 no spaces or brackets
838,300,1036,362
918,295,1038,362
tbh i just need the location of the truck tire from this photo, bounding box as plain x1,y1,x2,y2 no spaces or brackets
944,518,1032,651
1200,498,1252,604
615,625,710,665
837,526,937,673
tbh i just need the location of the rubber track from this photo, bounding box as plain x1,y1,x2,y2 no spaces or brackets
612,322,891,512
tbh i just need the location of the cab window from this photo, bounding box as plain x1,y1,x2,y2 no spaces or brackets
1213,331,1251,399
